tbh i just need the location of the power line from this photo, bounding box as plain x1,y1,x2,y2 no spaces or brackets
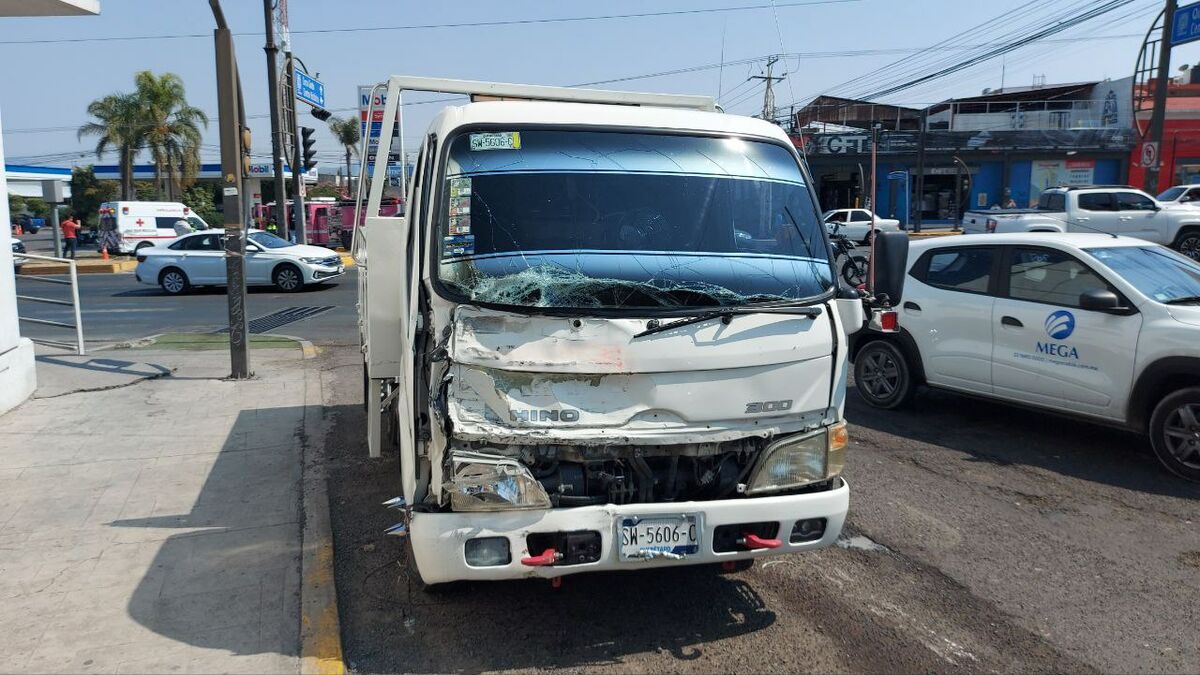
0,0,862,46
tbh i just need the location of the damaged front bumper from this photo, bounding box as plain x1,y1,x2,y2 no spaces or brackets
407,479,848,584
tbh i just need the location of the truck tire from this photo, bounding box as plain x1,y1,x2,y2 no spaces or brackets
853,339,917,409
1148,387,1200,482
1172,228,1200,261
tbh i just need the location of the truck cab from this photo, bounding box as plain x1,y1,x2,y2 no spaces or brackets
354,77,904,586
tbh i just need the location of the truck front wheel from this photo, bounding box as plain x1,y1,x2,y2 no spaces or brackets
854,340,916,409
1173,228,1200,261
1149,387,1200,482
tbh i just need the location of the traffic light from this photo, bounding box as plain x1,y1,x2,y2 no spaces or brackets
310,107,332,122
300,126,317,172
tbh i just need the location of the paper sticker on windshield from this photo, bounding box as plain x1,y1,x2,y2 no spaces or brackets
443,234,475,257
448,215,471,235
449,177,472,198
469,132,521,151
448,196,471,216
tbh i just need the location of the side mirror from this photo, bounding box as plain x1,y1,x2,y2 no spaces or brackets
870,231,909,306
246,243,262,253
1079,288,1131,313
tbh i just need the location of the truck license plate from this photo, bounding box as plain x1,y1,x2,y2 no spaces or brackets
619,514,700,561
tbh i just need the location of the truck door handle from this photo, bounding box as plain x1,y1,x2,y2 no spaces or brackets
1001,316,1023,327
903,301,922,311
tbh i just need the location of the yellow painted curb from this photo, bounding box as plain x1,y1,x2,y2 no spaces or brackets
19,260,138,275
301,541,346,675
339,254,355,268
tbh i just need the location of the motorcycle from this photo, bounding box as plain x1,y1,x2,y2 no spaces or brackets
829,222,869,287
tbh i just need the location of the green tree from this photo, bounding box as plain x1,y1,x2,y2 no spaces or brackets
306,184,341,199
78,92,143,200
69,166,118,226
22,197,50,219
182,184,220,227
134,71,207,201
326,116,361,197
7,194,25,222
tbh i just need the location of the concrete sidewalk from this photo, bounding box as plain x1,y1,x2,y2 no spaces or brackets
0,343,339,674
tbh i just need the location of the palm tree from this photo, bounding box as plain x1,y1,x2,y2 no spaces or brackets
133,71,207,201
326,116,361,197
78,93,143,200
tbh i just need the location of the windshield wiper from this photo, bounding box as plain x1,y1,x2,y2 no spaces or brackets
1164,295,1200,305
632,303,823,338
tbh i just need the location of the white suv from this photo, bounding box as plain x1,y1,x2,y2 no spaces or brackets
851,232,1200,480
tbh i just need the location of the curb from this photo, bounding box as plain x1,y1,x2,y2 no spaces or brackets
299,350,346,675
18,260,137,275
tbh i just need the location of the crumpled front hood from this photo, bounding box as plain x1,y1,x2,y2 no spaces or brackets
445,306,836,444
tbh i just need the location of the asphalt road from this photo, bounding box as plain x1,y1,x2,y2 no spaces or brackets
14,267,359,346
318,343,1199,674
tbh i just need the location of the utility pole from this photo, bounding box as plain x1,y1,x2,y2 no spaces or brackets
914,108,928,232
210,0,250,378
286,56,307,244
751,55,785,122
263,0,289,240
1146,0,1178,194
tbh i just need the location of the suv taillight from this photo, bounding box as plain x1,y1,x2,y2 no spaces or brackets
986,218,998,233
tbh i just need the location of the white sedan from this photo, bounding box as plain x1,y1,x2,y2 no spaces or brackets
135,229,345,294
823,209,902,244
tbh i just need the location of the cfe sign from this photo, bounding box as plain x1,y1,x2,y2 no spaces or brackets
1141,141,1160,169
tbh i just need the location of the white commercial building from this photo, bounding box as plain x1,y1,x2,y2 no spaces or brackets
0,0,100,415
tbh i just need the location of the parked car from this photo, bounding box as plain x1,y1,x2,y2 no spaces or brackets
134,229,344,295
851,231,1200,480
822,208,902,244
963,186,1200,260
1157,184,1200,207
11,238,26,270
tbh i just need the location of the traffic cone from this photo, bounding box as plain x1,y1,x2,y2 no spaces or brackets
13,224,22,235
101,247,109,261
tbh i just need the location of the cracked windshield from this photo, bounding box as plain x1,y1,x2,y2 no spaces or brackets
437,129,832,310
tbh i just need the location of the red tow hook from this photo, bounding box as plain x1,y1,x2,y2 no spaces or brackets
521,548,560,566
740,533,783,550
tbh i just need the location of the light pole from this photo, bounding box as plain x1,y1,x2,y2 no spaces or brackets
1146,0,1178,194
209,0,251,378
952,155,971,232
262,0,290,240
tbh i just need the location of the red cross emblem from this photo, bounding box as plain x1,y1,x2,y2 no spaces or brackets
135,218,144,225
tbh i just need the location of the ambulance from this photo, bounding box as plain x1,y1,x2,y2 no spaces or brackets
97,201,211,254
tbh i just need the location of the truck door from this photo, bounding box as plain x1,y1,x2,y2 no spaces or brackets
1074,192,1121,235
1113,191,1165,243
990,246,1140,421
904,245,999,394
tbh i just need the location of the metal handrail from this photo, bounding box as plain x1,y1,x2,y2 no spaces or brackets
13,253,85,355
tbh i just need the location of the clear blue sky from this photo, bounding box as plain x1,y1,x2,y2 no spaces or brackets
0,0,1188,169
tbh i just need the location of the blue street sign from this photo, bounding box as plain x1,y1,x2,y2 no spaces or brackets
294,70,326,109
1173,1,1200,47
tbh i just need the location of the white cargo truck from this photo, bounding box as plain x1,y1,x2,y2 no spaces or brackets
354,76,908,587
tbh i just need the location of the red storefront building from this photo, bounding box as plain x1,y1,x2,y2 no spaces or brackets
1130,79,1200,192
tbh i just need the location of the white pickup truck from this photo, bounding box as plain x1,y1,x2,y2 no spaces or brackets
353,76,908,588
963,186,1200,260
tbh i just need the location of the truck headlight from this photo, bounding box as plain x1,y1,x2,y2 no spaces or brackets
746,422,848,495
445,451,551,512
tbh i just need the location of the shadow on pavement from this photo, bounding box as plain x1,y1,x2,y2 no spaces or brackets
35,354,171,378
109,407,303,662
845,383,1200,500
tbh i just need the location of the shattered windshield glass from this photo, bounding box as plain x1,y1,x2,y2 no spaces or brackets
437,129,833,310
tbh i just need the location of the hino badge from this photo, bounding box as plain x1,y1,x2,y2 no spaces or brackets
354,76,906,587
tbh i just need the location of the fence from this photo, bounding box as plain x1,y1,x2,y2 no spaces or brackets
13,253,85,355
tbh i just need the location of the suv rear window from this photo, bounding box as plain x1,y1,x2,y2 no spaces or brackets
916,247,995,293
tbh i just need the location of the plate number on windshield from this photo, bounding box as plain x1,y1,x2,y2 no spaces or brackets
469,132,522,151
745,399,793,414
619,514,701,561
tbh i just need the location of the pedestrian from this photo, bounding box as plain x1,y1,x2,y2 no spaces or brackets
173,218,193,236
60,213,80,259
